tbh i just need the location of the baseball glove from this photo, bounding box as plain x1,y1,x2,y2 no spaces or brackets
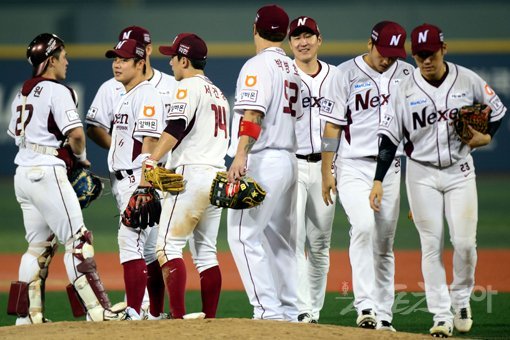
121,186,161,229
69,168,103,209
454,104,489,141
209,171,266,209
144,166,184,194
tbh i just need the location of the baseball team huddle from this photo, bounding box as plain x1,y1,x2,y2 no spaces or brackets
6,3,506,338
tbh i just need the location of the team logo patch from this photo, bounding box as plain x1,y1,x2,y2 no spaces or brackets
169,102,187,114
489,96,503,111
176,89,188,99
143,106,156,117
380,114,393,127
245,75,257,87
321,99,335,114
239,90,258,102
87,107,98,119
485,84,495,96
66,109,80,121
138,119,158,131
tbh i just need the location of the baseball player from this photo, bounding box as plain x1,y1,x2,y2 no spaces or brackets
370,23,506,337
143,33,229,319
7,33,128,324
104,38,166,319
288,16,337,323
86,26,177,319
321,21,414,331
227,5,302,321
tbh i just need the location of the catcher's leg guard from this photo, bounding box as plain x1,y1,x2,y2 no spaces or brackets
8,234,58,324
66,226,127,321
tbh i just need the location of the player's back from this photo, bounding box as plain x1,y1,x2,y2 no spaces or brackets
168,75,230,169
233,47,301,153
8,79,82,167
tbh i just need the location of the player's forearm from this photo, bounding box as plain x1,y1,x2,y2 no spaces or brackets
149,132,178,162
67,127,87,159
140,136,160,186
237,109,263,156
86,125,111,149
321,122,341,174
374,135,398,182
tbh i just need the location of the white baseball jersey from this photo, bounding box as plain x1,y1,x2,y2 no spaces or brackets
8,79,82,167
295,60,339,155
228,47,301,156
320,55,414,159
86,68,176,132
108,81,165,172
167,75,230,169
380,61,507,168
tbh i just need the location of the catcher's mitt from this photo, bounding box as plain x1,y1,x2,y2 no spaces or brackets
121,186,161,229
454,104,489,141
144,166,184,194
69,168,103,209
209,171,266,209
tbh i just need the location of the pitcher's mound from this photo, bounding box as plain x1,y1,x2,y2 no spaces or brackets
0,318,428,339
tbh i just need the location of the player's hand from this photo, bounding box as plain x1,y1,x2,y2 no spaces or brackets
465,125,491,148
78,159,91,168
369,180,383,212
322,172,337,206
227,154,247,183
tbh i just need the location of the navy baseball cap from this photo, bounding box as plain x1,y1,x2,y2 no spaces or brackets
159,33,207,60
411,23,444,55
371,21,407,59
118,26,151,46
289,16,320,37
255,4,289,37
105,39,146,59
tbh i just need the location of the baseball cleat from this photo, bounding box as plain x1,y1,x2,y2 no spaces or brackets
183,312,206,320
297,313,314,323
453,307,473,333
145,312,171,320
377,320,396,332
356,309,376,329
123,307,142,320
430,321,453,338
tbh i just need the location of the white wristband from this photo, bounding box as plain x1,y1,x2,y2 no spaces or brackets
73,149,87,162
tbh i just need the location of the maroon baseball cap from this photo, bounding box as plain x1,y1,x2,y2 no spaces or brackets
254,4,289,37
371,21,407,59
105,39,146,59
289,16,320,37
159,33,207,60
118,26,151,46
411,23,444,55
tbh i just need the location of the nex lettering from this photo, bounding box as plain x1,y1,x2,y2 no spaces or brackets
412,107,459,130
354,89,390,111
302,96,323,108
113,113,129,125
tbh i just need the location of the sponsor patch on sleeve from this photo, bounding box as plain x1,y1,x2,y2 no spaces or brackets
66,109,80,121
86,107,98,119
380,114,393,128
320,99,335,114
169,102,187,115
137,119,158,131
239,90,258,102
489,95,503,112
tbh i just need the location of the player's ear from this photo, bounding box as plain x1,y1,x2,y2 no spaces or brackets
145,44,152,57
252,24,257,37
367,38,373,51
441,43,448,56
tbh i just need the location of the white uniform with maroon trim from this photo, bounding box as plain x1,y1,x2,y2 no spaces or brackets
379,62,506,324
227,47,302,321
7,79,89,294
86,69,176,266
156,74,229,272
108,80,165,265
294,59,337,321
320,55,414,323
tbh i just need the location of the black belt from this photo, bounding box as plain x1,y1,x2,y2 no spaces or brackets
296,153,322,163
114,169,133,180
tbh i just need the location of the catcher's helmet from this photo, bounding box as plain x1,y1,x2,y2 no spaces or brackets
26,33,64,76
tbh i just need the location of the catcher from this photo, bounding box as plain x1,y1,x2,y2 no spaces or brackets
142,33,230,320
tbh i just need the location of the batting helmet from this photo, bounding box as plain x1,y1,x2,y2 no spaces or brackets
26,33,65,76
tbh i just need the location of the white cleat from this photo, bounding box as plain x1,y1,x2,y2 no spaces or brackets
183,312,206,320
377,320,396,332
454,307,473,333
145,312,170,320
430,320,453,338
124,307,142,320
356,309,376,329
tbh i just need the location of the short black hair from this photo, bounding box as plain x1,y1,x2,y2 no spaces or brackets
177,54,206,70
256,27,286,42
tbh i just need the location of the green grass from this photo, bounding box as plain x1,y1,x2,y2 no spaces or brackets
1,291,509,338
1,174,509,252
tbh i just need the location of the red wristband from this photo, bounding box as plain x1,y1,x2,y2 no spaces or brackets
239,120,261,140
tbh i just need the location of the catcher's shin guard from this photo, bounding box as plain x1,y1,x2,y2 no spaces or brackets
66,227,127,321
7,234,58,324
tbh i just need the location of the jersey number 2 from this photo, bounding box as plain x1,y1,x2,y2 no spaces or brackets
15,104,34,136
211,104,227,138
